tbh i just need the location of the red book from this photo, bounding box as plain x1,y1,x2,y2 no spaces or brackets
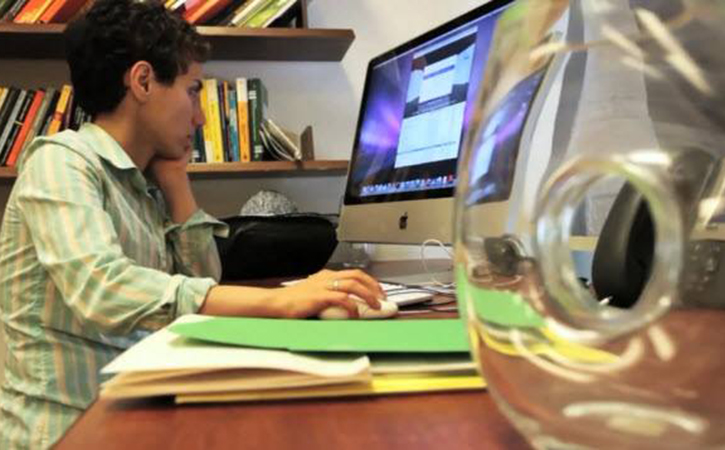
38,0,88,23
6,90,45,167
183,0,232,24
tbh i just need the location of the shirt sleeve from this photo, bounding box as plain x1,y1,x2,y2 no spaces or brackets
16,144,216,335
164,209,228,281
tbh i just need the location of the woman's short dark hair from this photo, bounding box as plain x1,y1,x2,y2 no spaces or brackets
64,0,211,116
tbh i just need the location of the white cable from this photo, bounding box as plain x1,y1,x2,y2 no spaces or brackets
420,238,454,288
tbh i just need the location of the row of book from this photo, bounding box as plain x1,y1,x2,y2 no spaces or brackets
0,78,304,168
171,0,301,27
0,85,78,168
0,0,302,26
0,0,86,23
194,77,305,164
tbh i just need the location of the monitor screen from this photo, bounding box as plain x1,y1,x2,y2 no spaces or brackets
338,0,517,246
466,66,549,206
343,1,512,206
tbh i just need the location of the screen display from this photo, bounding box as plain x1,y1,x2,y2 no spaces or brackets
466,66,549,206
344,4,510,205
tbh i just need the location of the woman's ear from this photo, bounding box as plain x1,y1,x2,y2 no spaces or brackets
126,61,155,102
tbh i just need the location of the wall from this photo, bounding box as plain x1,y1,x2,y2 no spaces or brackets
0,0,492,386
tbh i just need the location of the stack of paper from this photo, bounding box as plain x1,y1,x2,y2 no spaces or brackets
100,316,370,399
100,315,486,403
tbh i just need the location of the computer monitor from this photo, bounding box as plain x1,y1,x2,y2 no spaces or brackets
464,50,563,240
337,0,516,245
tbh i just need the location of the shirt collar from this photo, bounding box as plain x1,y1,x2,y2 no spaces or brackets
78,122,138,171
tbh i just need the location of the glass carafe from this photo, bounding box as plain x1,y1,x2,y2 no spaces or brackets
455,1,725,448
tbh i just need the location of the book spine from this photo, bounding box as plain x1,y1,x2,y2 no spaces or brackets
192,128,206,163
204,79,224,163
0,88,8,117
14,0,53,23
6,90,45,166
47,85,72,135
199,81,215,163
37,89,60,137
226,85,240,162
4,0,29,21
230,0,272,26
218,80,231,162
0,0,18,18
246,0,295,28
0,89,28,163
19,87,55,154
235,78,251,163
6,89,45,166
39,0,88,23
261,0,297,28
247,78,267,161
0,90,34,165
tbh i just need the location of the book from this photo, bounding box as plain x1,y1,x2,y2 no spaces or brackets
244,0,296,28
5,89,45,166
38,0,89,23
262,117,302,160
99,315,372,400
14,0,54,23
183,0,232,24
175,372,485,404
3,0,29,21
235,78,251,162
218,80,231,161
37,89,60,138
204,78,225,163
0,88,21,151
229,0,273,27
226,83,241,162
0,88,8,116
46,84,72,136
246,78,268,161
0,0,18,18
19,86,56,154
206,0,250,26
198,81,215,163
0,89,30,164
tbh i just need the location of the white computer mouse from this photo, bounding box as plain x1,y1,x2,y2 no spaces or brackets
318,296,398,320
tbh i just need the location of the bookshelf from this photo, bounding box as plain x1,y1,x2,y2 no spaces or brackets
0,160,349,181
0,24,355,61
0,0,356,179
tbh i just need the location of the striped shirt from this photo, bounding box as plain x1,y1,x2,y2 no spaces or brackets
0,123,227,449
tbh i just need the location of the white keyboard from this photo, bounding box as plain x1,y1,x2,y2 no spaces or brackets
282,279,435,307
379,282,434,306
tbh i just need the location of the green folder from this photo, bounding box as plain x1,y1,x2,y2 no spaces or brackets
170,318,470,353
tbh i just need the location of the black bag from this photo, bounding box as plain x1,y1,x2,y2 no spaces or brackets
215,213,338,281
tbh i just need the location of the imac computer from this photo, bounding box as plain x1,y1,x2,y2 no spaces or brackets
337,0,517,246
463,50,564,240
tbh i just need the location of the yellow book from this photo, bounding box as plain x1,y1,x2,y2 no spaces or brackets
47,85,72,136
175,372,485,404
199,81,215,163
235,78,251,162
204,78,224,163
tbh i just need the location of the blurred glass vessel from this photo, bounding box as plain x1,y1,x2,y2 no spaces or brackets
455,1,725,448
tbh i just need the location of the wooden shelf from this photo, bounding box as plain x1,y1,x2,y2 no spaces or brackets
0,24,355,61
0,160,348,181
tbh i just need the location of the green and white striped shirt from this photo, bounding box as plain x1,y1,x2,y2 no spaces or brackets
0,123,226,449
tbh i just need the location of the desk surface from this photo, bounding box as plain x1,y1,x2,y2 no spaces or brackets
56,391,530,450
56,261,530,449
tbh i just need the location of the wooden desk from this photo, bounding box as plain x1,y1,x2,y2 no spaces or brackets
55,391,530,449
56,261,531,449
